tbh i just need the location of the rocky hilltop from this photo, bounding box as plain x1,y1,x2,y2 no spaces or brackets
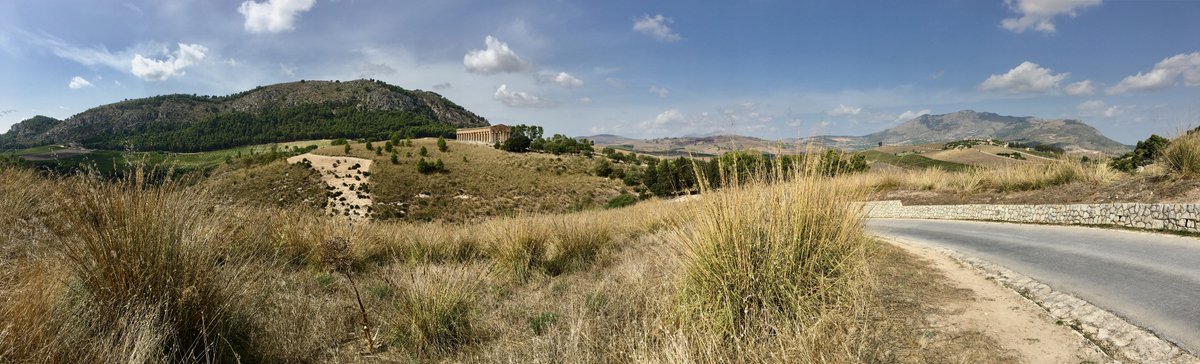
1,79,489,152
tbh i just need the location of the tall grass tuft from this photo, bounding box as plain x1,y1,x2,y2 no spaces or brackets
674,155,871,357
388,266,480,359
45,168,258,362
1163,131,1200,175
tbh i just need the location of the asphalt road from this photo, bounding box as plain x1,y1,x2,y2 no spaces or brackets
866,218,1200,354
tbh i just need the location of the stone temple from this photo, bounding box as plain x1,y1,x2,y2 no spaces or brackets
456,124,511,144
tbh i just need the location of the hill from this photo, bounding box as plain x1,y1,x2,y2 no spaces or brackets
800,110,1129,155
590,110,1130,156
0,79,488,152
301,138,630,222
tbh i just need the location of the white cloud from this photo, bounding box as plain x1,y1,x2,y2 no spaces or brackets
579,97,593,104
1076,99,1107,112
633,14,682,42
432,82,452,90
826,104,863,117
1107,52,1200,95
493,84,552,107
649,85,670,98
1064,80,1096,96
979,61,1068,94
896,109,931,121
1076,99,1126,118
605,77,624,89
130,43,208,81
238,0,316,34
539,71,584,88
68,76,93,89
464,36,531,74
1001,0,1101,34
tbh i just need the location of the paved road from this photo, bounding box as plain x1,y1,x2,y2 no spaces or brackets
867,218,1200,354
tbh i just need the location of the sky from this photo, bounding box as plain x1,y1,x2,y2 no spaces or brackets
1,0,1199,144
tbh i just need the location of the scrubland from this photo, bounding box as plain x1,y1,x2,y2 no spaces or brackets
13,134,1200,363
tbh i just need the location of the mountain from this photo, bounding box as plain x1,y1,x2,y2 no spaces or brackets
0,79,489,152
589,110,1131,156
586,133,803,157
858,110,1129,154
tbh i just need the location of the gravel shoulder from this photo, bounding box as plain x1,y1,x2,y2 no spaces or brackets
884,239,1108,363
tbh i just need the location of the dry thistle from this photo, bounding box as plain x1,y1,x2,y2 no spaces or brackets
320,237,375,353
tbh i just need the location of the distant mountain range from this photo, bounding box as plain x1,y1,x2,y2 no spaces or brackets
0,79,488,152
588,110,1131,156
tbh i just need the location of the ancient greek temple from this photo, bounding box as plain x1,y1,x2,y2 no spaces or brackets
456,125,511,144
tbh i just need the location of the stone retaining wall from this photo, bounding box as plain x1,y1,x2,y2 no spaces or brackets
864,200,1200,234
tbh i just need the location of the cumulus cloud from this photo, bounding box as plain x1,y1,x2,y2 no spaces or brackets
130,43,208,81
68,76,93,89
896,109,931,121
649,85,669,98
979,61,1068,94
1107,52,1200,95
538,71,584,88
493,84,552,107
1064,80,1096,96
633,14,682,42
464,36,531,74
1001,0,1101,34
238,0,316,34
579,97,593,104
826,104,863,117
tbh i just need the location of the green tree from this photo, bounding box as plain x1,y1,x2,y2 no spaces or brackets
390,152,399,164
365,141,374,151
419,146,428,157
344,143,351,154
437,136,448,152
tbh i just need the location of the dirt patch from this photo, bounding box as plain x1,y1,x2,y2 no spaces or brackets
875,240,1108,363
287,153,373,221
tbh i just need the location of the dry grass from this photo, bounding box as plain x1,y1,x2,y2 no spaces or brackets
324,138,629,222
1163,131,1200,175
846,157,1119,195
0,155,1020,363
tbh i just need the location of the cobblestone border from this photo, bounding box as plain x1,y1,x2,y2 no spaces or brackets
885,237,1200,364
864,200,1200,234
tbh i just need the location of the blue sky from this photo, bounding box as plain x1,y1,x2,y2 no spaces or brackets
2,0,1199,144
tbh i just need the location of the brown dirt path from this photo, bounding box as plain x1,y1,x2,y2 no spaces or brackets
288,153,373,221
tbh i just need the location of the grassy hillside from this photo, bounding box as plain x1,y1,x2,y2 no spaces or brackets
861,150,972,172
0,154,1031,362
18,140,328,176
312,138,630,222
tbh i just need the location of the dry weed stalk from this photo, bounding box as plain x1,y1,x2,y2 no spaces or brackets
321,236,375,353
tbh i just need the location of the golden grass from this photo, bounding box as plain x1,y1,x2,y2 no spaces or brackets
0,154,1018,362
844,157,1119,194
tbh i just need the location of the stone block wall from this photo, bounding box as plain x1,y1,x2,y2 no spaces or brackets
864,200,1200,234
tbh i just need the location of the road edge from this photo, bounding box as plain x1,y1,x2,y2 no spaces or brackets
880,236,1200,364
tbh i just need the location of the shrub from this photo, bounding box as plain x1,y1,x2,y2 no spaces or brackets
1163,131,1200,175
390,153,399,164
604,194,637,209
419,146,428,157
437,136,448,152
344,143,351,154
